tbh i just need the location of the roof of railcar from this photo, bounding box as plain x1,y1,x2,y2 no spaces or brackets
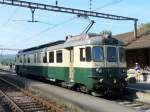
18,33,124,54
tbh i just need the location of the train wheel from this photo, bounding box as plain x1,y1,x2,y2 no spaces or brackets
91,92,101,96
72,84,80,91
80,85,90,94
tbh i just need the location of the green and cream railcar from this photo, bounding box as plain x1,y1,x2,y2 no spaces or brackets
16,33,127,94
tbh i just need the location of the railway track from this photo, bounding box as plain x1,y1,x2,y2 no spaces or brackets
114,99,150,112
1,70,150,112
0,77,64,112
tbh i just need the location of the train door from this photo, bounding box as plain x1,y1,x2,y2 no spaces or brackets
69,48,74,82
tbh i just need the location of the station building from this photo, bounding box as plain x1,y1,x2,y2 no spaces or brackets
114,31,150,69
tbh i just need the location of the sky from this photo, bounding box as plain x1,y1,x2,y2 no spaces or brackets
0,0,149,54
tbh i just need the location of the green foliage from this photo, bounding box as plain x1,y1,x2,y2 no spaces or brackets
138,23,150,33
1,59,15,65
0,54,15,65
99,30,112,36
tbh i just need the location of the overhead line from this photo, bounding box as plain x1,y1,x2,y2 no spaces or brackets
0,48,21,51
0,0,137,21
8,16,77,47
93,0,124,11
1,7,18,27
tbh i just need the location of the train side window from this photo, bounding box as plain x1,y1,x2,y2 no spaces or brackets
56,50,62,63
80,48,85,62
43,52,47,63
34,54,36,63
86,47,91,62
23,56,25,63
37,53,41,63
49,52,54,63
27,57,30,63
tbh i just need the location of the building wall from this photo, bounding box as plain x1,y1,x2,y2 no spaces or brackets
126,48,150,69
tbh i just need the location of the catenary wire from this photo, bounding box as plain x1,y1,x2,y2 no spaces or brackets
8,16,77,48
93,0,124,11
1,7,19,27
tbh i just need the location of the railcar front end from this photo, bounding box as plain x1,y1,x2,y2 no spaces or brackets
88,45,127,95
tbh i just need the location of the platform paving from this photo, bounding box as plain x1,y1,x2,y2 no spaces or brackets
128,82,150,92
0,70,140,112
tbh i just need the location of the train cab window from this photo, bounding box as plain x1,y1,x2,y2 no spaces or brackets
56,50,62,63
23,55,26,63
92,47,104,62
119,47,126,63
43,52,47,63
49,52,54,63
107,47,117,62
86,47,91,62
80,48,86,62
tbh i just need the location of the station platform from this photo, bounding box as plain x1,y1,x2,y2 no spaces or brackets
0,70,138,112
128,82,150,92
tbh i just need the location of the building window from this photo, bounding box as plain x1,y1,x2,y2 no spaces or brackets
49,52,54,63
119,47,126,63
56,50,62,63
43,52,47,63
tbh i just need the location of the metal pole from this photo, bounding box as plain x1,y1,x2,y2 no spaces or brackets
134,20,138,40
31,8,35,22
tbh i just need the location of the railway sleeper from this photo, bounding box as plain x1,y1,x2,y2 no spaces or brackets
20,105,44,110
16,102,39,106
0,78,64,112
22,107,47,112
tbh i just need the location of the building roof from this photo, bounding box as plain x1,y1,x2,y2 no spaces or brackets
113,32,134,45
126,33,150,49
114,31,150,50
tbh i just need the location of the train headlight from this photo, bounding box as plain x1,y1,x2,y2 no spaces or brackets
96,68,103,74
121,68,127,74
122,69,126,73
99,78,103,83
113,79,117,83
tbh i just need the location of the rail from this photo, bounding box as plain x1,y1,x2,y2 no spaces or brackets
0,77,64,112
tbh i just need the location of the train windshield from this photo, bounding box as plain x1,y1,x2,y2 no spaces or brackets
107,47,117,62
119,47,126,62
92,46,104,61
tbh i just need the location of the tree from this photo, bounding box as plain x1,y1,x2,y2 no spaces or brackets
138,23,150,33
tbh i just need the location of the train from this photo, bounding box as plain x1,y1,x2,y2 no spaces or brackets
15,33,127,95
